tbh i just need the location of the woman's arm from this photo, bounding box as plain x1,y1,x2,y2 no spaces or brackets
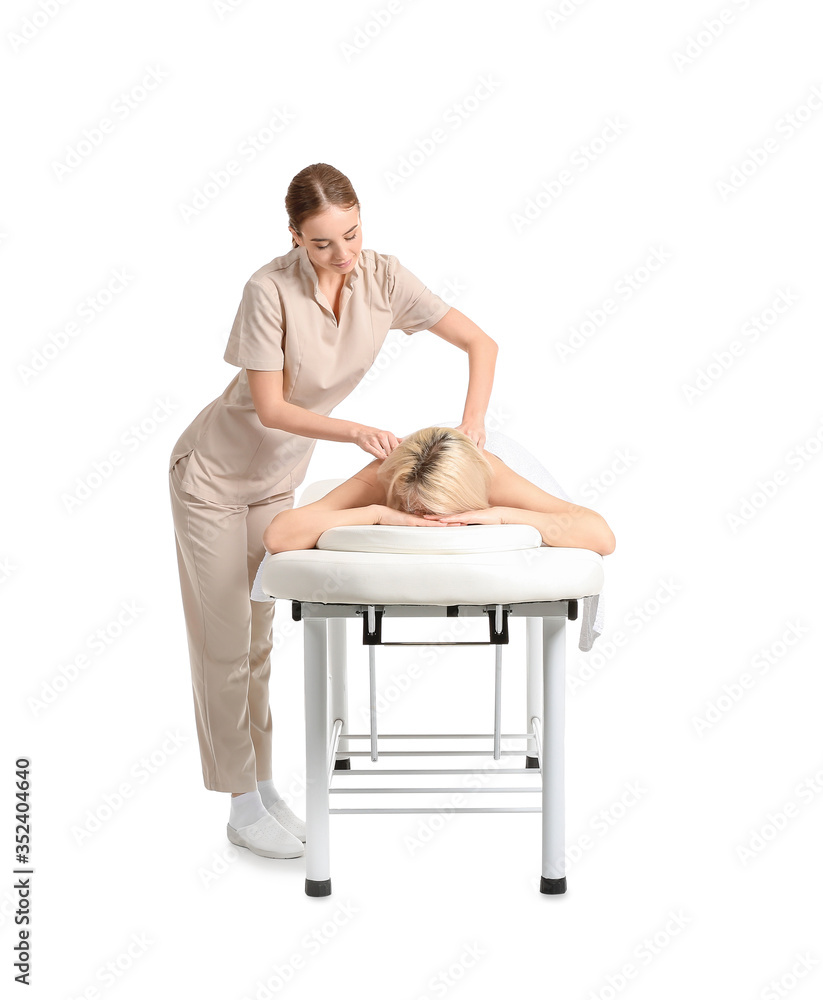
262,462,450,553
428,309,498,449
445,451,617,556
246,369,401,459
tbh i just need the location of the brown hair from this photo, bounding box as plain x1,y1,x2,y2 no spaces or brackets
285,163,360,249
377,427,493,516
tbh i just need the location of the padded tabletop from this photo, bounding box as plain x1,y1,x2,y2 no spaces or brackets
260,524,604,606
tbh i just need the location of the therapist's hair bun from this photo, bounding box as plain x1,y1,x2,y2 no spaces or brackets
378,427,493,516
286,163,360,249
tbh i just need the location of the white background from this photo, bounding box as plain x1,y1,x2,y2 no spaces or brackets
3,0,823,997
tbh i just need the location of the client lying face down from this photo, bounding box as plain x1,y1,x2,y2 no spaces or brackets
263,426,615,556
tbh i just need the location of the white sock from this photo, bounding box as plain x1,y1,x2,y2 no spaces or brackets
229,790,268,829
257,779,283,810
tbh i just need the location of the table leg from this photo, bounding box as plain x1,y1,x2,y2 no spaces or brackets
541,616,567,894
304,618,331,896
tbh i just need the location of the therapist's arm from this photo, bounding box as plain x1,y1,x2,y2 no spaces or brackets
246,369,400,459
428,308,498,450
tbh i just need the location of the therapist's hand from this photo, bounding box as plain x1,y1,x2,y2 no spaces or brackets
352,424,402,459
455,420,486,450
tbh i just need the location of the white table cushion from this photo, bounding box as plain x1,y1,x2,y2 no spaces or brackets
260,524,603,606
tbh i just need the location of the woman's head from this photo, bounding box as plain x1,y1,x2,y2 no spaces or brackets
286,163,362,279
377,427,493,516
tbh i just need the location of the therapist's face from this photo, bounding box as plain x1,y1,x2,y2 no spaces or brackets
290,204,362,277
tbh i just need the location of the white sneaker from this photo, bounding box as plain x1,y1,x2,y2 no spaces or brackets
226,813,304,859
268,800,306,843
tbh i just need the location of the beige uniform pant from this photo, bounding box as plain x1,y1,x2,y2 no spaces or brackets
168,458,295,793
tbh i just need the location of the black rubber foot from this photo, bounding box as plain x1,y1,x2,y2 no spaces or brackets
525,756,540,769
540,876,567,895
305,878,332,897
334,758,352,770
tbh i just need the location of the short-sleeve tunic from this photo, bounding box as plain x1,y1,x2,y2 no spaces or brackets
168,245,451,505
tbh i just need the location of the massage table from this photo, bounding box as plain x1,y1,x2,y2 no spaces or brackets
258,480,605,897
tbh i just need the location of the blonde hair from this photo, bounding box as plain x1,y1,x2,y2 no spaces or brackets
377,427,493,515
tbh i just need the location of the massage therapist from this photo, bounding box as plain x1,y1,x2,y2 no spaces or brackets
167,162,499,860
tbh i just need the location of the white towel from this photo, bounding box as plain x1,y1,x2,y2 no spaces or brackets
250,426,607,651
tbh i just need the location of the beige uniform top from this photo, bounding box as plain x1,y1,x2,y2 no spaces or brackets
168,245,451,505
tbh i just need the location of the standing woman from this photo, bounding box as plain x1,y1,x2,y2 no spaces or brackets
168,163,498,859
